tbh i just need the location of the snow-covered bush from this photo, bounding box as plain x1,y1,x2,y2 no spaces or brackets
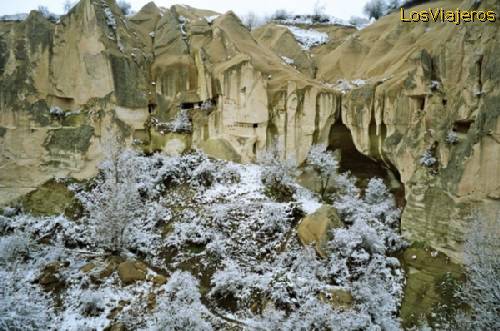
352,254,404,328
37,6,59,22
200,99,214,111
0,273,55,330
446,131,459,144
332,175,404,252
364,0,387,19
104,7,116,29
420,149,437,167
364,0,402,20
305,144,338,198
312,0,328,23
117,0,132,16
210,260,272,305
242,11,258,30
0,233,30,264
0,233,30,263
455,214,500,330
162,109,192,133
79,290,105,317
150,271,213,330
259,146,297,201
272,9,289,20
49,106,65,118
75,138,143,254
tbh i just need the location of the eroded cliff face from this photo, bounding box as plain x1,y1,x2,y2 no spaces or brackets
0,0,498,263
314,0,500,261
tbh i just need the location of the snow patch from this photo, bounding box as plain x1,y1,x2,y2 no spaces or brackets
280,56,295,65
294,187,322,214
283,26,328,50
204,15,219,24
0,14,28,21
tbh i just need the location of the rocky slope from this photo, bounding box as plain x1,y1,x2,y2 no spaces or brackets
0,0,498,266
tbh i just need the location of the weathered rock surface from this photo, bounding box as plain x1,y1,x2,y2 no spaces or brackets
0,0,498,264
398,245,464,328
117,260,147,285
297,204,343,256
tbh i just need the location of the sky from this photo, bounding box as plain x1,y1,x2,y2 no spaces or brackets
0,0,370,21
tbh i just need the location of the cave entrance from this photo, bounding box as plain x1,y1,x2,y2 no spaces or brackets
327,121,405,207
328,121,387,181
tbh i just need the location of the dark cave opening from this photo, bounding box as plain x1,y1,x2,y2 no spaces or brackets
327,121,406,208
328,122,387,181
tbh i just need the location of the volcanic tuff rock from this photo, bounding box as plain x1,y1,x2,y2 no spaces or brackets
297,204,343,257
0,0,498,262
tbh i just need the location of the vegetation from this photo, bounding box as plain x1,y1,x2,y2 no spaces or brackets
364,0,403,20
0,143,409,329
455,215,500,330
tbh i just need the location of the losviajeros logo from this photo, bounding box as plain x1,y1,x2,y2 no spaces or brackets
400,7,496,24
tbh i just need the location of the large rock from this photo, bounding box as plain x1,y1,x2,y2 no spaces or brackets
297,204,343,257
117,261,147,285
329,287,354,309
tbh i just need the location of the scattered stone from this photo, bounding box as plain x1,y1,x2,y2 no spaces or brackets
117,261,147,285
152,274,167,286
38,261,67,291
105,322,127,331
297,204,343,257
330,287,353,309
80,262,96,273
147,292,156,311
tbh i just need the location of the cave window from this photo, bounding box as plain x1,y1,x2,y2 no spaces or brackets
453,120,473,134
410,95,426,112
181,102,194,110
418,96,425,110
253,123,258,128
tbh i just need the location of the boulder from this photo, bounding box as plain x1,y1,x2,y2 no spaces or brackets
117,261,147,285
297,204,343,257
80,262,96,273
38,261,68,292
330,287,353,309
152,274,167,286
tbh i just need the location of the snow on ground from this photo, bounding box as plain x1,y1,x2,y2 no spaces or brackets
0,14,28,21
274,15,346,26
294,185,322,214
0,149,406,330
280,56,295,65
282,25,328,50
205,15,219,23
200,163,266,203
324,79,369,94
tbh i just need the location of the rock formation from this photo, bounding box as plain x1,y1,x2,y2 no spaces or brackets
0,0,498,264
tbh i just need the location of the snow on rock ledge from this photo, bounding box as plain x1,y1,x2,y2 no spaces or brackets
283,26,328,50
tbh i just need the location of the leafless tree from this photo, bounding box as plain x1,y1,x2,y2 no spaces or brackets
242,11,258,30
456,213,500,330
